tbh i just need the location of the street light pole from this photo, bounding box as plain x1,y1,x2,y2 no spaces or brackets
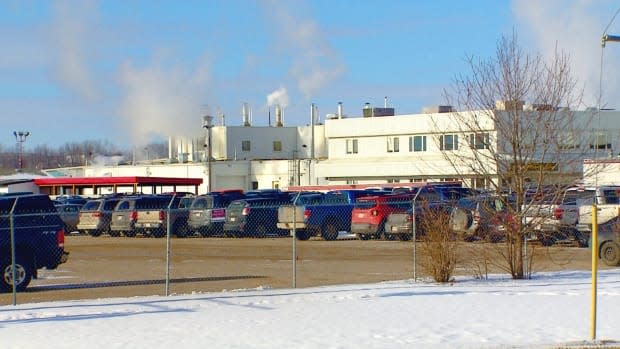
13,131,30,171
202,115,214,192
591,9,620,340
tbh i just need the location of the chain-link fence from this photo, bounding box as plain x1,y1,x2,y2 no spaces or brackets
1,190,608,306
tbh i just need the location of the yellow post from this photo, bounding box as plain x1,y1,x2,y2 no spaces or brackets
590,203,598,340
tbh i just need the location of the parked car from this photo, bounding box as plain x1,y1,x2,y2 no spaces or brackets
351,193,416,240
449,194,516,242
55,203,83,234
109,196,141,237
188,190,245,237
77,197,123,237
384,185,472,241
224,196,292,238
53,195,88,206
1,193,69,291
593,216,620,266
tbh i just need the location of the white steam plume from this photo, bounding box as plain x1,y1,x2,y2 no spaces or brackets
117,57,211,146
49,0,99,101
512,0,620,108
263,1,346,99
267,87,289,107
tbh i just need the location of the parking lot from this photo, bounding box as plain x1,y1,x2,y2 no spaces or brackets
1,235,605,305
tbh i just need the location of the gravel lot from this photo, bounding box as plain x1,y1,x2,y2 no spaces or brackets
1,235,607,305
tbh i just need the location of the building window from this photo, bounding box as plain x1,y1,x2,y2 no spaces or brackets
409,136,427,152
273,141,282,152
558,131,580,150
242,140,251,152
589,132,612,150
251,181,259,190
346,139,358,154
439,134,459,151
387,137,400,153
469,133,490,150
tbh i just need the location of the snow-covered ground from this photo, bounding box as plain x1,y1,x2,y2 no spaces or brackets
1,270,619,349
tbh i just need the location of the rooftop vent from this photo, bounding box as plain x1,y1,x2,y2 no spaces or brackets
363,103,395,117
524,104,558,111
495,100,524,111
422,105,454,114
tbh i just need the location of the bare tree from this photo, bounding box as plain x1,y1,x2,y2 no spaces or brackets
442,33,590,279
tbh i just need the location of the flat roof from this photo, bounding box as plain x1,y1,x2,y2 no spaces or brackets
33,176,203,195
33,176,203,186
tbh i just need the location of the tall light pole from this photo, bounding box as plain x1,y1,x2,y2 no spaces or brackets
13,131,30,171
591,9,620,341
202,115,214,193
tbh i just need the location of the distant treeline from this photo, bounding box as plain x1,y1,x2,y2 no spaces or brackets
0,140,168,175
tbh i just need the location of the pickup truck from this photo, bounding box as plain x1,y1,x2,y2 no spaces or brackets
132,194,194,238
277,189,386,241
1,193,69,291
522,187,592,246
576,186,620,236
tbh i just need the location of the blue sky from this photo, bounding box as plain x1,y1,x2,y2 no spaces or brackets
1,0,619,149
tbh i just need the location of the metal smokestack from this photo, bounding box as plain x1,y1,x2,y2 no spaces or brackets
275,104,283,127
337,101,343,119
384,96,388,108
310,103,315,160
242,102,251,127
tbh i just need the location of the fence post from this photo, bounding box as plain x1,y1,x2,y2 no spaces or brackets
292,191,302,288
9,198,19,305
412,190,421,282
165,195,175,296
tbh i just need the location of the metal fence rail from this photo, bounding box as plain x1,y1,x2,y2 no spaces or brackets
0,195,603,306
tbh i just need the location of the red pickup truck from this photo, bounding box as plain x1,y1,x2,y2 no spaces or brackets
350,193,415,240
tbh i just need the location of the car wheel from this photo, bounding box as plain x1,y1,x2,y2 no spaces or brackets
175,223,189,238
600,241,620,266
108,230,120,237
123,230,136,237
375,220,386,239
255,223,268,238
295,230,311,241
87,229,102,237
397,234,411,241
151,228,166,238
539,235,556,247
321,221,339,241
358,234,371,240
199,227,213,238
1,254,34,292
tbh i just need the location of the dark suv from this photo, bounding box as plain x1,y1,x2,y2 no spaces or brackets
224,196,292,238
594,216,620,267
1,193,69,291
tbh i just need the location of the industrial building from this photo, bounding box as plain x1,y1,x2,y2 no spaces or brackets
42,101,620,194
